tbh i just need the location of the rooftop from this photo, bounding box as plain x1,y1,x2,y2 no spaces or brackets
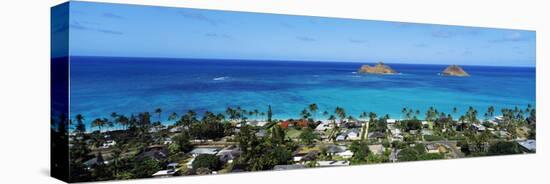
517,139,536,151
317,160,350,167
190,147,221,155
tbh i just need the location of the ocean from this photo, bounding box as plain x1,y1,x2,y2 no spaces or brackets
69,56,535,128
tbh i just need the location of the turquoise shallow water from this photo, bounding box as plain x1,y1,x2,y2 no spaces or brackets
69,56,535,128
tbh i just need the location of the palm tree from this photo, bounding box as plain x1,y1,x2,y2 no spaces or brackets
368,112,377,124
359,112,368,122
308,103,318,121
181,110,197,127
108,119,115,131
487,106,495,118
459,115,465,123
347,115,355,121
115,115,129,130
155,108,162,123
322,111,329,118
328,115,336,127
74,114,86,133
453,107,458,114
335,107,346,123
425,108,437,122
260,112,266,121
253,109,260,120
301,109,311,120
225,107,237,122
91,118,107,132
267,105,273,123
168,112,178,122
407,109,414,120
109,112,119,130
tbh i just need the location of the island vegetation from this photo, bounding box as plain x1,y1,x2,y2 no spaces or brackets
441,65,469,77
358,62,398,74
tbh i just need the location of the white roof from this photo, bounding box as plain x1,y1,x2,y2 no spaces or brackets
347,130,359,136
152,169,180,177
316,123,329,131
472,124,486,130
317,161,350,167
190,147,221,155
336,150,354,157
518,139,536,151
387,119,397,123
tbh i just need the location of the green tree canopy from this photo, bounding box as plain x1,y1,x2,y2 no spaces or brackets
192,154,222,171
299,128,319,146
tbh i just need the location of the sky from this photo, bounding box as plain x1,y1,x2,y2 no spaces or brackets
52,1,536,67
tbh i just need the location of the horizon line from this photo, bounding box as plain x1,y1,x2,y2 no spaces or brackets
56,55,536,68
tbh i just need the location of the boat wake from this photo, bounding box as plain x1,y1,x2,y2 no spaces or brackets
213,76,229,81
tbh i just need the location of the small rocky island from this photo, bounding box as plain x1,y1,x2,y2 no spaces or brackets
358,62,398,74
441,65,469,77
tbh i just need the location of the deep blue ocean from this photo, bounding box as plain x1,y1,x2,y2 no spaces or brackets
69,56,535,127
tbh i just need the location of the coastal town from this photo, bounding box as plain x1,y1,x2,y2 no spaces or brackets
54,102,536,182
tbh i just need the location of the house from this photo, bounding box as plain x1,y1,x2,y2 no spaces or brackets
346,130,360,140
190,147,221,157
297,119,309,128
335,134,346,141
317,160,349,167
257,121,268,127
485,120,498,126
101,140,116,149
273,164,306,171
255,129,267,137
421,121,429,126
216,146,241,163
517,139,536,152
336,150,354,159
83,156,108,170
368,131,386,141
315,122,329,132
391,134,404,141
471,124,486,132
148,125,165,133
390,128,402,136
389,127,403,141
301,150,320,162
425,143,440,154
247,120,267,127
386,119,397,125
280,121,290,129
163,137,173,145
152,163,180,177
494,116,505,124
136,145,168,161
293,155,304,162
368,144,385,155
169,126,183,133
493,130,510,138
421,129,433,136
325,144,347,155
